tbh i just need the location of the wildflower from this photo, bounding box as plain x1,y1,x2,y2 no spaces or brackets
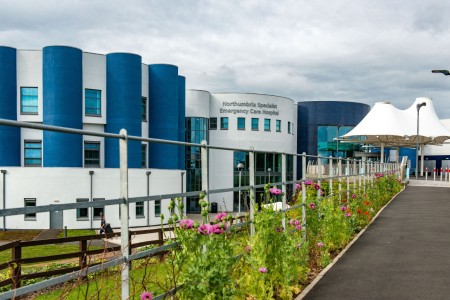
317,242,324,247
198,224,213,235
269,187,282,195
295,183,301,190
140,291,153,300
258,267,268,273
304,180,313,185
357,209,362,214
309,203,316,210
364,201,370,206
295,225,302,230
352,194,356,199
314,183,321,190
276,226,284,233
364,211,369,215
294,219,300,226
215,212,227,221
345,213,352,217
179,219,194,229
245,245,251,252
340,206,347,212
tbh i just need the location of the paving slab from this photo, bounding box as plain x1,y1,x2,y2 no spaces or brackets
302,185,450,300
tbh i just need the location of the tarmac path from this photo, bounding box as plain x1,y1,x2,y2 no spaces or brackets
302,185,450,300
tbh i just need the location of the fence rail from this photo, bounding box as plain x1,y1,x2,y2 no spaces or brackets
0,117,404,299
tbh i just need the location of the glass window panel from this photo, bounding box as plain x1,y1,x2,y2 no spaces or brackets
251,118,259,130
76,198,89,219
276,120,281,132
210,117,217,130
264,119,270,131
136,201,144,217
20,87,38,114
237,117,245,130
93,198,105,219
85,142,100,167
24,141,42,166
24,198,36,219
85,89,101,116
220,117,229,130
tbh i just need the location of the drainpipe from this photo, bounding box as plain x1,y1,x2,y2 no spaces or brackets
146,171,151,227
89,170,94,229
1,170,6,231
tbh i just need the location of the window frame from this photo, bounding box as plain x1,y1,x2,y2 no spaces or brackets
93,198,105,219
84,89,102,117
20,87,38,115
84,141,101,168
76,198,89,220
210,117,217,130
276,120,281,132
24,140,42,167
141,144,147,168
136,201,145,218
24,198,36,220
220,117,229,130
264,119,271,132
142,96,147,122
251,118,259,131
155,200,161,217
237,117,246,130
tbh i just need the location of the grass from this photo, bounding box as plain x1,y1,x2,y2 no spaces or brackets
57,229,96,238
0,230,44,241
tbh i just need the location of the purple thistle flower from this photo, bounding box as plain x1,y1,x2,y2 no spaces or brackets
341,206,347,212
295,225,302,230
269,187,282,195
304,180,313,185
309,202,316,210
294,219,300,226
317,242,324,247
140,291,153,300
276,226,284,233
352,194,357,199
245,245,251,252
314,183,321,190
258,267,268,273
295,183,301,190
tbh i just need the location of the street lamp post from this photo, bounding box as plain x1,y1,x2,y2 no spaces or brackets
432,70,450,76
237,163,244,215
416,102,426,180
267,168,272,183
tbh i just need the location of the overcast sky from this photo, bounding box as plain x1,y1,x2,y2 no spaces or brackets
2,0,450,118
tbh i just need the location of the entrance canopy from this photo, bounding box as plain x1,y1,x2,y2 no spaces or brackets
341,97,450,147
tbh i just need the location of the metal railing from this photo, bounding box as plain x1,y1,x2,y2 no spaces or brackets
0,118,402,299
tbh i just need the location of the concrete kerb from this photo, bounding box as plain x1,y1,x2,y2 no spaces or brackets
295,185,406,300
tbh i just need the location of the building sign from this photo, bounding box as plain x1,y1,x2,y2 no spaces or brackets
220,101,279,116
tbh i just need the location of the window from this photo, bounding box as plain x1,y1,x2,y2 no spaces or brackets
20,87,38,114
220,117,229,130
210,117,217,130
85,89,101,116
24,141,42,166
93,198,105,219
142,97,147,121
141,144,147,168
251,118,259,131
264,119,271,131
276,120,281,132
24,198,36,220
237,117,245,130
155,200,161,216
136,202,144,217
84,142,100,167
76,198,89,220
288,122,291,134
292,123,294,135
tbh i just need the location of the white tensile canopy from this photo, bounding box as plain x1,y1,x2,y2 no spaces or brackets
342,97,450,147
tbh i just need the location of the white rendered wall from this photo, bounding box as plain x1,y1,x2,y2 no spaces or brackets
83,52,106,125
185,90,211,118
423,119,450,156
17,50,43,123
0,168,184,230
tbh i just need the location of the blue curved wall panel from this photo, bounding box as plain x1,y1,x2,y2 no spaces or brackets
178,76,186,170
43,46,83,167
148,64,179,169
105,53,142,168
0,46,20,166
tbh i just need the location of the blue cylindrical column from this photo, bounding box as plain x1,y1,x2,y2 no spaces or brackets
43,46,83,167
148,64,179,169
105,53,142,168
178,75,186,170
0,46,20,166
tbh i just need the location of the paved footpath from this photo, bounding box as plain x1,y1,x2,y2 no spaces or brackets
303,185,450,300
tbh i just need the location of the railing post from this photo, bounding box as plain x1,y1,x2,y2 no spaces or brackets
12,242,21,289
249,147,255,236
346,159,350,201
317,155,322,201
353,159,357,191
281,153,287,228
329,156,333,199
338,157,342,202
119,129,130,300
79,239,87,270
301,153,307,242
201,140,209,224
